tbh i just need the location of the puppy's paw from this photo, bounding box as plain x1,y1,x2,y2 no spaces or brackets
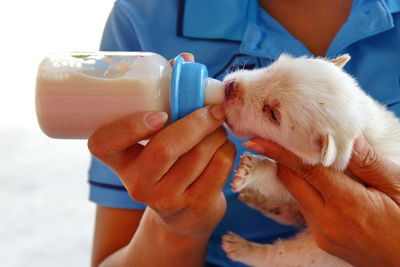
231,153,257,192
222,232,253,261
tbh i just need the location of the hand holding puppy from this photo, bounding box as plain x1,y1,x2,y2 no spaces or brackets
244,136,400,267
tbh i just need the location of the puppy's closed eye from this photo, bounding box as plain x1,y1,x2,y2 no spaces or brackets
262,104,281,124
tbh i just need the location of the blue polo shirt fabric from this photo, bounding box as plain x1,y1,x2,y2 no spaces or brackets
89,0,400,266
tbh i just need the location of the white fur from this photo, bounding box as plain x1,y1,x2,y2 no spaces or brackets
224,54,400,169
221,54,400,266
222,229,350,267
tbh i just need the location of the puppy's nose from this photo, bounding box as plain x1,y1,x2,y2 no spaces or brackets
224,80,237,101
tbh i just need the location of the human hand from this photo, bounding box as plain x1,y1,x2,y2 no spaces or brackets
242,136,400,267
88,66,235,240
168,52,195,65
89,107,235,238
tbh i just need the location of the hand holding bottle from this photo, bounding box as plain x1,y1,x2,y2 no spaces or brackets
89,105,235,240
88,54,236,241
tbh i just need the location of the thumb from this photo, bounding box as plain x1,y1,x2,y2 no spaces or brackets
348,136,400,203
169,53,195,66
88,111,168,163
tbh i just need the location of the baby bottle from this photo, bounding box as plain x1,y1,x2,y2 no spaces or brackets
35,52,224,139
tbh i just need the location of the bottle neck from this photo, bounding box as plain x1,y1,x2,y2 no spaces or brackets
171,56,223,122
204,77,224,105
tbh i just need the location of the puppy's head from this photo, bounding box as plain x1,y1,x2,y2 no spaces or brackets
223,54,365,170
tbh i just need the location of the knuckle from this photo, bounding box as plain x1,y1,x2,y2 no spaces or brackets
295,163,321,179
190,145,206,162
192,107,209,122
128,190,144,203
127,183,146,203
87,136,106,159
189,128,229,161
190,144,207,160
149,138,177,162
359,146,379,169
213,142,236,168
156,145,174,161
190,108,218,129
124,174,152,204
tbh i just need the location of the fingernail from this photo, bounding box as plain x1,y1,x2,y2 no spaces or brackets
209,105,225,120
143,112,168,129
353,135,366,154
242,140,265,154
181,52,194,62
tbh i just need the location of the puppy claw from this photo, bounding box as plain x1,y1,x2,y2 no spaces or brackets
231,153,257,192
231,175,245,192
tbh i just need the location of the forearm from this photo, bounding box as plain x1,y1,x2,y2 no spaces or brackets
99,208,210,267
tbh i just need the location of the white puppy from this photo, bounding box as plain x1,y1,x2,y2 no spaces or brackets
220,54,400,267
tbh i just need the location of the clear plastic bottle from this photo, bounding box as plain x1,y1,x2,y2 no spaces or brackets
35,52,224,139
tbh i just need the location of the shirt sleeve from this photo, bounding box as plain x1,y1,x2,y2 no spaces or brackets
88,0,146,210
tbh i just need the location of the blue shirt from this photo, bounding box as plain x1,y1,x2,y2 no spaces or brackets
89,1,400,266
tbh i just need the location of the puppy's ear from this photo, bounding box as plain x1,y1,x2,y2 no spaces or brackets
321,134,337,167
320,133,354,169
330,54,351,68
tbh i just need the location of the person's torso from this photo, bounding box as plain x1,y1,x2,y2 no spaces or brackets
101,0,400,265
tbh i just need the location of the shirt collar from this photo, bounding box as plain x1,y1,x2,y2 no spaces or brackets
386,0,400,13
326,0,396,56
181,0,398,57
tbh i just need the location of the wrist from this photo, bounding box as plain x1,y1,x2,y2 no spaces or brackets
144,207,212,244
124,208,211,267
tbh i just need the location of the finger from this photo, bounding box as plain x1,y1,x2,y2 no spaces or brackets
127,105,226,187
242,137,305,171
129,127,227,207
243,137,359,201
277,164,325,211
348,136,400,203
169,53,195,66
88,111,168,163
187,140,236,197
180,53,195,62
155,127,228,194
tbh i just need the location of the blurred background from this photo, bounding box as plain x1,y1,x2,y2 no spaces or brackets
0,1,115,266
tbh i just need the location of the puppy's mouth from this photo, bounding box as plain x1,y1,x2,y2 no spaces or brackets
222,80,252,138
224,80,237,101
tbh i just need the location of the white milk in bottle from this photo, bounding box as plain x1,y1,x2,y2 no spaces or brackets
35,52,224,139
